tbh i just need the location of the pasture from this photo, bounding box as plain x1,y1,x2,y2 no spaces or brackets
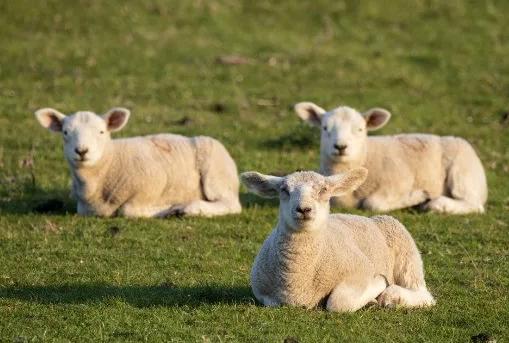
0,0,508,342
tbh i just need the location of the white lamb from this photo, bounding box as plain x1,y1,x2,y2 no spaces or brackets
295,102,488,214
241,168,435,312
34,107,242,218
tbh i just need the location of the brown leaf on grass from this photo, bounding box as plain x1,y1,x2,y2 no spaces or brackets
216,55,254,65
19,154,34,170
32,220,63,233
19,148,36,186
44,220,63,233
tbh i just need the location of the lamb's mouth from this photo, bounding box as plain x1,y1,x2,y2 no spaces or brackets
295,214,313,221
331,151,347,157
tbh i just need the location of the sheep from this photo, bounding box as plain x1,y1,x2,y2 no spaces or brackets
241,168,436,312
34,107,242,218
295,102,488,214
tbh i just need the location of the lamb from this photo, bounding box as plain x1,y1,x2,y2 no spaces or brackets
34,107,242,218
295,102,488,214
241,168,435,312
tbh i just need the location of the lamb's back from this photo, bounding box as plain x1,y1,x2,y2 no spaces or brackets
326,214,394,278
363,134,446,197
110,134,203,204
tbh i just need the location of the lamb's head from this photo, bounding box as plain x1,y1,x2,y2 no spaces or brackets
241,168,367,232
35,107,130,168
295,102,391,163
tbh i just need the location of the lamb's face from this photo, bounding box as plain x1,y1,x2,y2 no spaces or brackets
321,107,368,163
279,172,330,232
295,102,392,164
35,107,131,169
61,112,112,168
241,168,368,233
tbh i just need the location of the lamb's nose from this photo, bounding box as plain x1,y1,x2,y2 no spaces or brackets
296,206,312,214
74,147,89,156
333,143,347,152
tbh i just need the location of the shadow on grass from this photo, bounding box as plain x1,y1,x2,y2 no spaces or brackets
0,283,255,308
260,124,318,151
0,185,75,215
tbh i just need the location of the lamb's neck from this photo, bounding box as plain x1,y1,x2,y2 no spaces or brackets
71,145,116,197
319,144,369,176
275,220,325,268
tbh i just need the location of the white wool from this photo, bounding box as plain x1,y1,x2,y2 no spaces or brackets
242,168,435,311
35,107,241,218
295,102,487,214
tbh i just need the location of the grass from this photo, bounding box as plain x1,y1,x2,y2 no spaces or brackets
0,0,508,342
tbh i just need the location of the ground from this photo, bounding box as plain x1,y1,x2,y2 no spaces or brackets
0,0,508,342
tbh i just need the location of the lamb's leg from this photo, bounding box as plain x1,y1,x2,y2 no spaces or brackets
424,138,487,215
424,196,484,214
118,204,179,218
169,200,240,217
175,138,241,217
326,274,388,312
377,284,435,308
375,216,436,308
362,189,429,212
77,200,116,217
259,295,280,307
77,200,96,216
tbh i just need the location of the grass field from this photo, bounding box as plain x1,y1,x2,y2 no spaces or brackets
1,0,508,342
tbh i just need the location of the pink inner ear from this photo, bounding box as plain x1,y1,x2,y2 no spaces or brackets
366,110,388,129
308,110,322,125
106,111,126,130
44,114,63,132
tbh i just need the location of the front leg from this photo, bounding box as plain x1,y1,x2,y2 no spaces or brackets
326,274,388,312
77,199,116,217
362,189,429,212
77,200,97,216
169,199,241,217
377,285,436,308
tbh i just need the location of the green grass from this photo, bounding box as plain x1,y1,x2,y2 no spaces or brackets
1,0,509,342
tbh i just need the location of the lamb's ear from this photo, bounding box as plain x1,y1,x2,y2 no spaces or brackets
363,108,391,131
241,172,283,198
295,102,327,126
326,167,368,196
34,108,66,132
103,107,130,132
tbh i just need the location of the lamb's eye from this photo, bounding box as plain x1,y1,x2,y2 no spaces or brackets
63,130,68,135
358,128,363,132
319,187,327,195
323,126,327,131
100,130,104,134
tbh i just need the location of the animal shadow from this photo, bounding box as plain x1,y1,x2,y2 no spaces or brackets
0,185,75,215
0,283,254,308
